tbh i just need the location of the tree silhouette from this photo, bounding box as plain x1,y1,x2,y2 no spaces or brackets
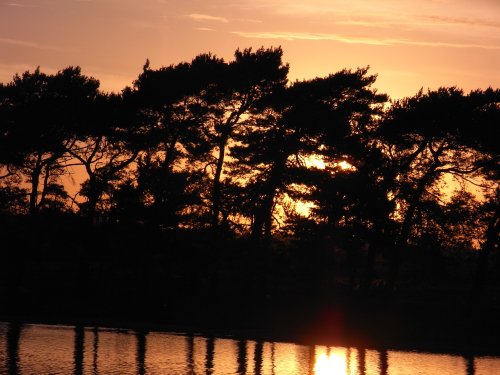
130,155,203,227
66,92,138,218
231,67,388,244
0,67,100,215
202,47,289,228
125,55,221,227
378,87,500,287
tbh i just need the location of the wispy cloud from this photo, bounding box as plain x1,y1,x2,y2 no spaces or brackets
421,15,500,28
236,18,263,23
0,37,61,51
195,27,215,32
232,31,500,49
334,16,500,29
220,0,500,32
232,31,392,45
334,18,437,28
7,2,36,7
185,13,229,23
401,39,500,50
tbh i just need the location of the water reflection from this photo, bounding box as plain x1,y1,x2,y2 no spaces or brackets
135,330,147,375
379,350,388,375
465,354,475,375
74,325,84,375
6,323,21,375
186,335,195,375
314,352,347,375
237,340,247,375
205,337,215,375
254,342,263,375
358,348,366,375
0,322,499,375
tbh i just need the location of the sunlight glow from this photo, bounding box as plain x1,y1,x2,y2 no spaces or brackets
337,161,353,170
305,155,326,169
305,155,354,171
314,352,347,375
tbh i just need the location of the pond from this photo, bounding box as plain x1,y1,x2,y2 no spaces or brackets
0,322,499,375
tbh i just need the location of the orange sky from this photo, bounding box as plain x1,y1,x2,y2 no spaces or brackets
1,0,499,99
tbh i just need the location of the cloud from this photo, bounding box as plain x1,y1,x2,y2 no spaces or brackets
401,39,500,50
334,16,500,29
421,15,500,28
185,13,229,23
195,27,215,31
7,2,36,7
236,18,263,23
232,31,392,45
0,37,61,51
219,0,500,33
232,31,500,49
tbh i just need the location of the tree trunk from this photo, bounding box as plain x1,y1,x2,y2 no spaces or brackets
85,172,106,221
252,157,286,243
28,153,43,215
163,135,179,172
211,131,229,228
211,98,251,228
252,186,276,243
38,163,52,210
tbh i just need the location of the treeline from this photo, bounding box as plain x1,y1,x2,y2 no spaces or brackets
0,47,498,290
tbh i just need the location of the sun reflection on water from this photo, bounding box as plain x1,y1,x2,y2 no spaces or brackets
314,352,347,375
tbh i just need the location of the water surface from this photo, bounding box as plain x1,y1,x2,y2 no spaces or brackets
0,322,499,375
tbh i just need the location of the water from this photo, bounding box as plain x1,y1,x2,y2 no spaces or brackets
0,322,499,375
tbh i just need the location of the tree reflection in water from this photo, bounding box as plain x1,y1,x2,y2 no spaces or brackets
92,327,99,375
254,341,264,375
465,354,475,375
186,334,195,375
6,323,21,375
237,339,247,375
135,330,147,375
73,325,84,375
379,350,388,375
205,337,215,375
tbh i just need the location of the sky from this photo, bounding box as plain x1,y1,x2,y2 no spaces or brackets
0,0,499,99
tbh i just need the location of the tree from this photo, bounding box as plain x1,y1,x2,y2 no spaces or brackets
0,67,100,215
66,93,139,217
230,68,388,245
378,87,500,287
123,55,222,226
202,47,289,228
128,48,289,229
